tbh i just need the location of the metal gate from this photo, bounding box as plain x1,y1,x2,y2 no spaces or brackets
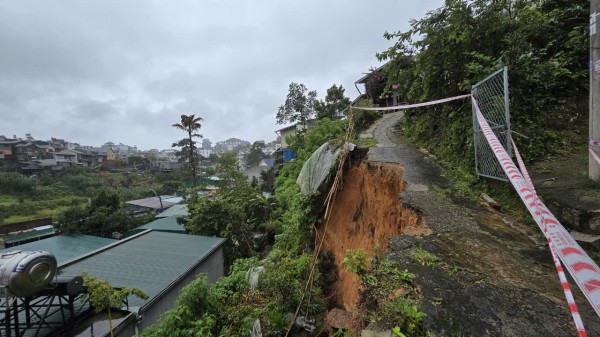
472,67,512,181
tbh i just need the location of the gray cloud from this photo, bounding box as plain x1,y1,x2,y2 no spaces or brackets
0,0,444,149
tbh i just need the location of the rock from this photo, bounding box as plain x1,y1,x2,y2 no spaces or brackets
570,230,600,251
403,225,432,237
325,308,352,329
388,287,409,299
561,207,582,230
361,324,391,337
389,235,417,251
588,209,600,234
480,193,501,210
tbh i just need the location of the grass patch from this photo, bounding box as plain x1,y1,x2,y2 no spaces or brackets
410,248,441,266
359,137,378,148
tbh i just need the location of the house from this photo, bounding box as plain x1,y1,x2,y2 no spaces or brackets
354,61,408,107
0,229,226,337
276,118,319,149
0,136,21,160
89,147,108,163
14,142,55,162
31,158,65,173
125,196,177,213
75,149,97,167
151,159,184,172
49,137,79,152
106,147,117,160
275,119,318,162
54,149,79,166
60,230,226,335
199,148,212,158
259,158,274,167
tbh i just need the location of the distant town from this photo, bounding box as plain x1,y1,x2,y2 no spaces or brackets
0,133,282,176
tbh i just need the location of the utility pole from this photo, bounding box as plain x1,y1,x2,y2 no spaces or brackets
591,0,600,181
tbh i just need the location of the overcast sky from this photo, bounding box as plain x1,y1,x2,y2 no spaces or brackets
0,1,443,150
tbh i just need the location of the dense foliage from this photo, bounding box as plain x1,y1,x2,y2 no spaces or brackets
314,84,352,119
246,141,266,167
377,0,588,167
183,153,272,265
57,190,155,238
144,118,348,336
276,82,318,126
0,169,185,225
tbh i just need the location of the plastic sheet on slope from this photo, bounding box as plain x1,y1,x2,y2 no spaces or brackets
296,141,354,196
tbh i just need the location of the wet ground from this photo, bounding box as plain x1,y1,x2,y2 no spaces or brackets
364,110,600,336
530,147,600,235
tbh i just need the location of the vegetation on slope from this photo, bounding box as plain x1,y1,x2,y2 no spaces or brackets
0,168,185,225
143,118,350,336
377,0,588,168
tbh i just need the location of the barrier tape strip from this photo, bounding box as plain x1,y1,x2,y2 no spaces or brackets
350,94,472,111
589,140,600,168
590,147,600,168
472,95,600,322
512,139,587,336
352,93,600,334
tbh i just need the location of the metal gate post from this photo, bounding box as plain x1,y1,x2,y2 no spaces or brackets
503,66,512,158
472,86,479,176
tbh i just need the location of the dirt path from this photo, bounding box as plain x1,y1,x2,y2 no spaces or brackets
365,111,600,336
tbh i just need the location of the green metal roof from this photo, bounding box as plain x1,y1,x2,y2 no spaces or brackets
138,216,186,233
156,204,189,218
124,216,187,238
3,228,56,244
59,231,225,310
0,234,116,264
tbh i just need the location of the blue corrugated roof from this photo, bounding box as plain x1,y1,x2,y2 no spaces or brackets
0,234,116,264
59,231,225,310
156,204,189,218
136,216,186,233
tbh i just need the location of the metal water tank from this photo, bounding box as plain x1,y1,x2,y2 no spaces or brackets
0,251,57,297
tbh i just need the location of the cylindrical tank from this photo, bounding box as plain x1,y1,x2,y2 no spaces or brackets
52,275,84,296
0,251,57,297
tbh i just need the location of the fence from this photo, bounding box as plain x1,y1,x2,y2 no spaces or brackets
472,67,512,181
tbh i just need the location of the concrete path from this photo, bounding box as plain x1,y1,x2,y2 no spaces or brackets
363,111,600,336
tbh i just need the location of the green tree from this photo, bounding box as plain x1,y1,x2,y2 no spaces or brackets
183,153,272,265
314,84,351,119
246,141,265,166
82,273,148,337
58,190,153,238
276,82,317,127
377,0,588,165
172,114,203,186
215,152,244,189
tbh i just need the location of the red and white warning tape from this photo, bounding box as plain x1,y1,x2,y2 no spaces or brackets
590,139,600,167
473,95,600,333
350,94,472,111
512,139,587,336
351,94,600,334
590,147,600,168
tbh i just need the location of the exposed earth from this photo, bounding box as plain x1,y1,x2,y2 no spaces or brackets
319,110,600,336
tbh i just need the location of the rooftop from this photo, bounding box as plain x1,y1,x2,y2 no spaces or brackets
155,204,189,218
125,197,176,210
0,234,116,264
129,216,186,235
2,228,56,246
59,230,226,310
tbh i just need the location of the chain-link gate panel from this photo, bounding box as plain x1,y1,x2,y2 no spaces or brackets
472,67,512,181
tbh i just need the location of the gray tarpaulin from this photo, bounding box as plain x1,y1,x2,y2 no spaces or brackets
296,141,355,196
